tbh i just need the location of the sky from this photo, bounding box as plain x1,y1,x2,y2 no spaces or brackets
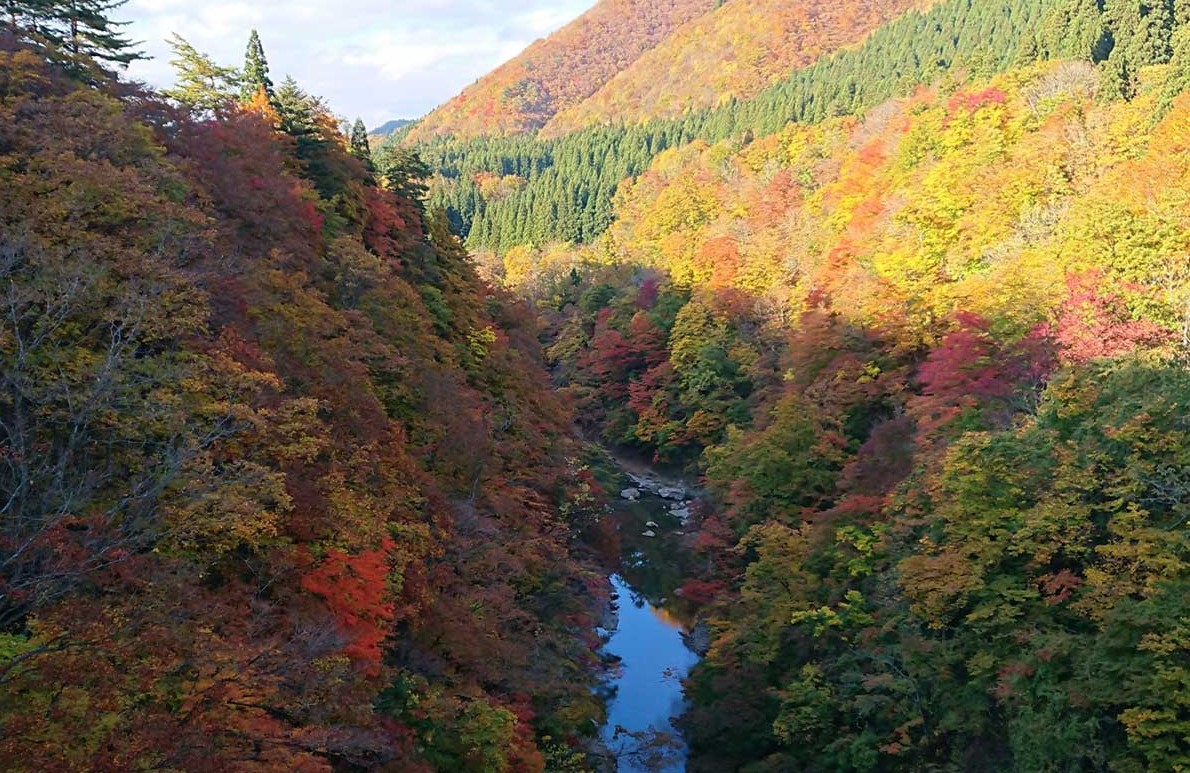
121,0,598,129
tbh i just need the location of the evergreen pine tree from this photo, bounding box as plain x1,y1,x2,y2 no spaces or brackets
3,0,141,67
163,33,239,114
1176,0,1190,26
1157,25,1190,113
2,0,50,33
375,144,430,206
42,0,144,67
1130,0,1175,64
1104,0,1174,66
273,75,318,138
240,29,273,102
350,118,372,163
1017,31,1042,64
1098,49,1136,101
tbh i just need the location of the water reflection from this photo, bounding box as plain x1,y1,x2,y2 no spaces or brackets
601,574,701,773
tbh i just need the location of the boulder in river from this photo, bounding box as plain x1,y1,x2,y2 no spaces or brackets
657,486,686,500
620,488,641,501
670,507,691,523
645,520,660,529
641,530,657,538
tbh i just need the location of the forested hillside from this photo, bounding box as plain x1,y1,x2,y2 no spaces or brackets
0,22,605,773
428,0,1190,769
540,0,931,137
6,0,1190,770
415,0,1056,255
403,0,716,142
534,67,1190,768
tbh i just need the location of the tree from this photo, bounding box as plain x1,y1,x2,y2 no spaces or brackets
41,0,144,67
273,74,318,137
163,33,240,114
1,0,50,33
1098,49,1136,102
1157,25,1190,113
1043,0,1113,62
376,143,431,205
2,0,142,68
240,28,273,102
350,117,373,165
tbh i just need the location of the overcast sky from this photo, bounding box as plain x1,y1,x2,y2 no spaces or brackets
122,0,598,129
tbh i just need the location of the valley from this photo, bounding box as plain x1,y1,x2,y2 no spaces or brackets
3,0,1190,771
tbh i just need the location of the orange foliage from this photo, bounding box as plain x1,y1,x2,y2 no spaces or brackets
406,0,715,140
301,539,399,672
543,0,933,135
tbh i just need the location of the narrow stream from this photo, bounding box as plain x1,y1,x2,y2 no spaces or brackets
594,459,705,772
600,574,701,772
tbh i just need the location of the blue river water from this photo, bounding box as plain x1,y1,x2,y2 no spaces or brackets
600,573,702,773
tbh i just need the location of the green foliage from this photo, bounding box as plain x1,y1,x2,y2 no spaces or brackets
163,33,240,114
240,28,272,101
350,117,373,164
3,0,143,69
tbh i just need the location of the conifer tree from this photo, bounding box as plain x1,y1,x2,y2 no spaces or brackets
1,0,48,32
274,75,318,138
42,0,144,66
350,118,372,162
241,29,273,102
1098,49,1136,101
1016,30,1042,64
1130,0,1175,64
1043,0,1112,62
1177,0,1190,26
3,0,141,67
1105,0,1175,66
163,33,240,114
1157,25,1190,113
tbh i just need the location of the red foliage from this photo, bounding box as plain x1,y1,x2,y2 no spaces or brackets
580,310,667,404
1040,569,1083,605
363,184,421,262
837,416,916,498
1055,271,1172,363
636,276,660,309
408,0,714,138
947,86,1007,116
677,578,727,605
910,312,1054,439
301,539,398,673
628,361,676,415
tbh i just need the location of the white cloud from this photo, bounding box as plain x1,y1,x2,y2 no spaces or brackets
121,0,598,128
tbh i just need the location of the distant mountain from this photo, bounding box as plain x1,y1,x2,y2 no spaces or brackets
408,0,937,142
404,0,717,142
371,118,413,136
541,0,933,137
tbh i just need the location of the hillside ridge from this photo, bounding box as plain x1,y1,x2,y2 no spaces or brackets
405,0,716,141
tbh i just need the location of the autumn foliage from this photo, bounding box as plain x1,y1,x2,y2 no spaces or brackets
0,41,603,772
406,0,715,141
519,56,1190,771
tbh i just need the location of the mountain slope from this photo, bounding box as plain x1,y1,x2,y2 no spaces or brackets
528,59,1190,771
0,41,604,772
541,0,933,137
404,0,716,141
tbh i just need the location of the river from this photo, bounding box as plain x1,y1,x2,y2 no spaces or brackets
595,460,705,772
